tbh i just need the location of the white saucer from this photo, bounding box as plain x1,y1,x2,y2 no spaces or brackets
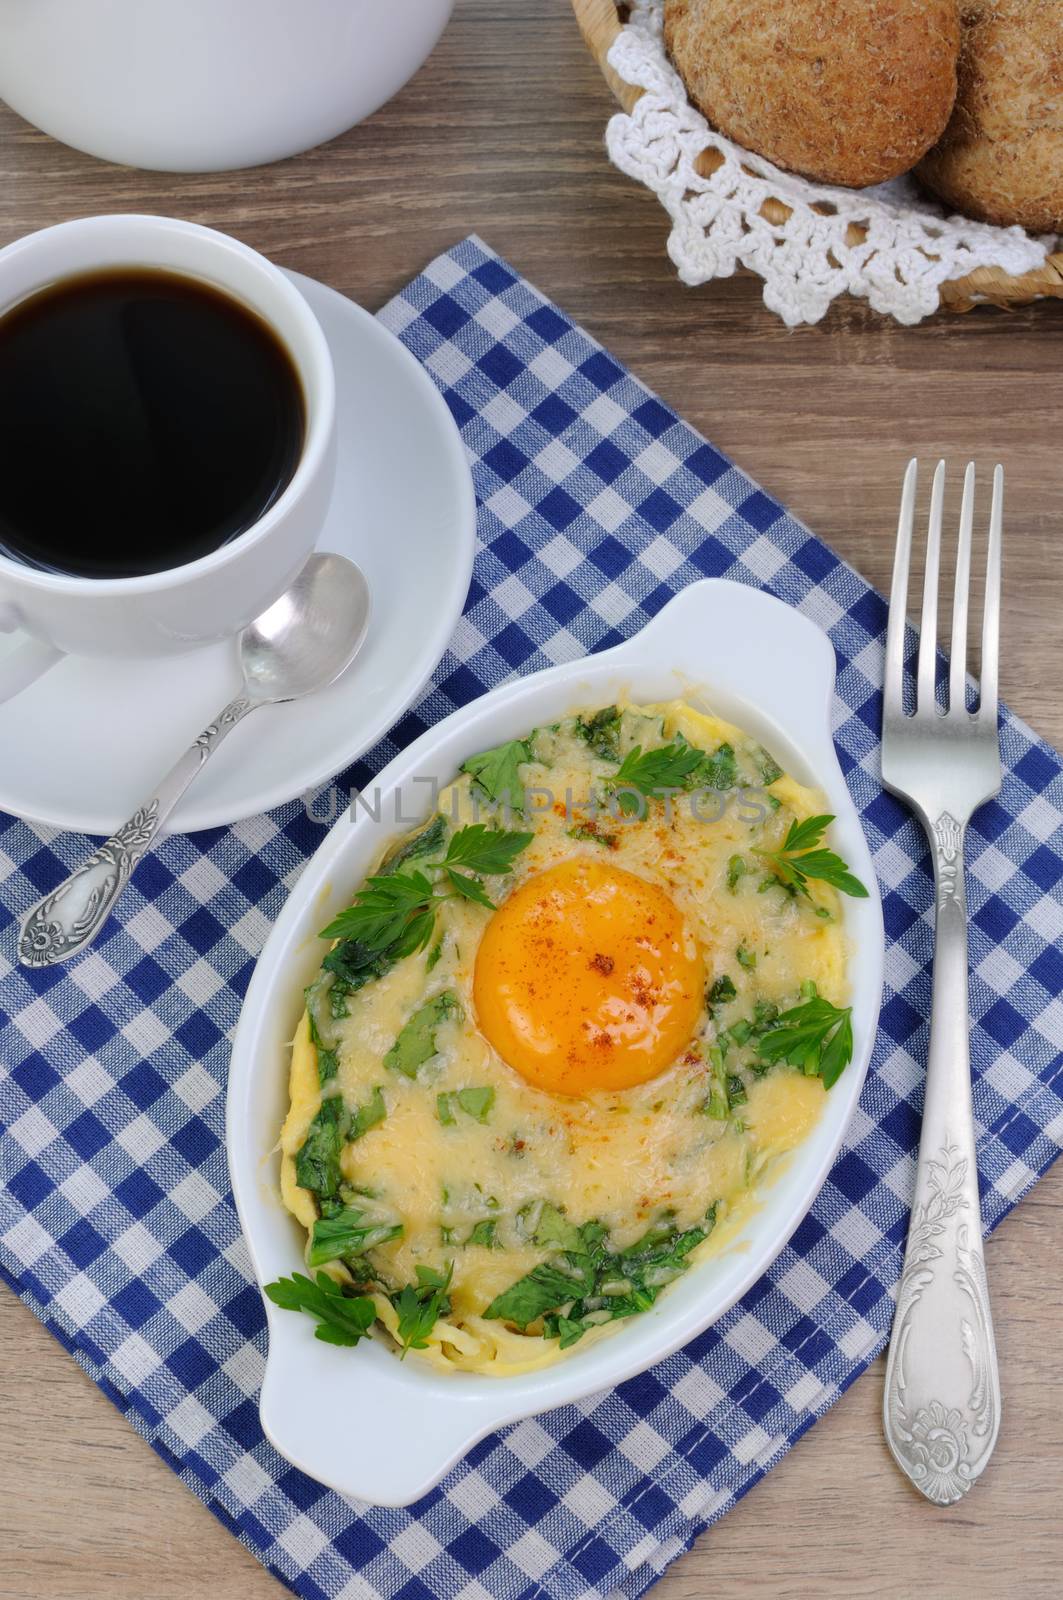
0,271,476,836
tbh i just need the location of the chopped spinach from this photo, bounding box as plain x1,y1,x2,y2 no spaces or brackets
568,822,618,848
349,1085,387,1142
702,1044,730,1119
306,1002,340,1086
307,1207,404,1268
381,814,447,874
322,936,398,992
461,739,531,812
294,1095,346,1201
752,998,779,1032
706,973,737,1009
575,705,623,762
719,1018,752,1050
727,854,747,892
726,1073,747,1108
617,709,667,758
484,1208,717,1348
700,742,737,791
483,1249,597,1330
529,1200,582,1252
437,1084,495,1124
385,991,464,1078
753,745,784,786
328,983,352,1021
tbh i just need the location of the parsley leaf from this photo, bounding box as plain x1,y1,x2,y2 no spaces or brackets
307,1207,403,1267
726,854,747,892
391,1262,454,1355
320,870,435,951
444,868,496,908
755,814,869,902
443,823,535,876
757,996,854,1088
319,825,531,968
462,740,531,811
780,848,870,898
777,814,832,853
611,740,705,815
385,992,463,1078
264,1271,377,1346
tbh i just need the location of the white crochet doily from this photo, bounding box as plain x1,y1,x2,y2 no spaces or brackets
606,0,1052,326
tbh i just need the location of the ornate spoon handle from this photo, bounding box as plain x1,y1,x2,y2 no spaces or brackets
18,695,257,967
883,814,1001,1504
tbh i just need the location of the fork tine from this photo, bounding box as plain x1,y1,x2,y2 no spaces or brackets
949,462,976,713
979,464,1003,723
884,458,918,719
917,460,946,713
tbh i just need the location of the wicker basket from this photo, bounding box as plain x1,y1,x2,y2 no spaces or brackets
573,0,1063,314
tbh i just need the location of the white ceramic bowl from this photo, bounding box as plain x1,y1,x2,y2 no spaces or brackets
0,0,454,173
227,580,884,1506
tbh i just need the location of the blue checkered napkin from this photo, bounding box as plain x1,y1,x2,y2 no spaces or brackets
1,234,1061,1600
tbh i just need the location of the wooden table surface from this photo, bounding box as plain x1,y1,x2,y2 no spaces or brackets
1,4,1061,1597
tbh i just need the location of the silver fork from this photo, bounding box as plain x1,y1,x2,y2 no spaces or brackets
881,459,1003,1505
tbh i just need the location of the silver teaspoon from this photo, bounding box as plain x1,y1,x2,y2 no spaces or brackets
18,552,371,968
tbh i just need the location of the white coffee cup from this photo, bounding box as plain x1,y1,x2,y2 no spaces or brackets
0,214,337,705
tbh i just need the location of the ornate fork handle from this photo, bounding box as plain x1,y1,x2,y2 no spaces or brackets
883,812,1001,1504
19,696,256,967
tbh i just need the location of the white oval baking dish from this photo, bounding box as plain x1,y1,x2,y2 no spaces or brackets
226,578,884,1506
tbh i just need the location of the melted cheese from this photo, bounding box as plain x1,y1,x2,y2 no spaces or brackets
278,699,848,1374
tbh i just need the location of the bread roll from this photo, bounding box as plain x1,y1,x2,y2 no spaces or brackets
918,0,1062,233
663,0,961,188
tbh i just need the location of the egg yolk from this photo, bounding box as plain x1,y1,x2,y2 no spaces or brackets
473,858,705,1096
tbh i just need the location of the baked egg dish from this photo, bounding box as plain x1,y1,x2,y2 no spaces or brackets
269,700,867,1373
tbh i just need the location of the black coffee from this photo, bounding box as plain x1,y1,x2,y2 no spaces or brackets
0,267,305,579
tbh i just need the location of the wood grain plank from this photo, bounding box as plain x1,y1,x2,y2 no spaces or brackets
0,0,1060,1594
